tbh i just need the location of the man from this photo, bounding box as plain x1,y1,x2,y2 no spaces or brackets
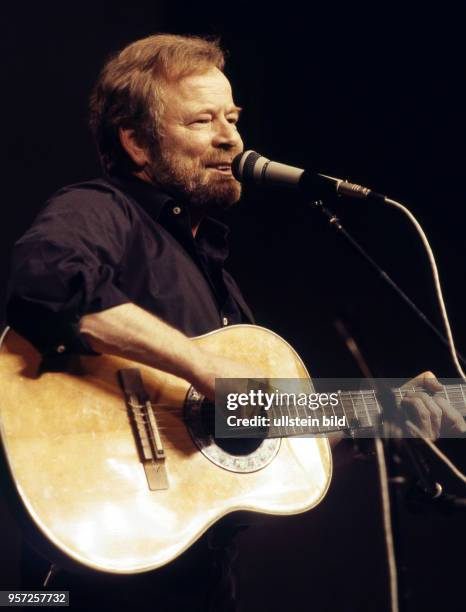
6,33,465,611
8,34,256,401
8,34,256,611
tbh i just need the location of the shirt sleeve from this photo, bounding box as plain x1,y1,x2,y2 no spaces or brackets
6,184,132,355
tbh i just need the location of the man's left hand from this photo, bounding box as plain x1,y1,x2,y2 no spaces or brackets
401,371,466,439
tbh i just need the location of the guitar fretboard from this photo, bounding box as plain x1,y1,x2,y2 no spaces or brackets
266,383,466,437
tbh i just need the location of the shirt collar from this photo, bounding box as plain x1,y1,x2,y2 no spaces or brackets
106,172,174,221
105,172,231,263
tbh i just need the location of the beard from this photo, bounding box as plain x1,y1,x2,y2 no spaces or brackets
146,146,242,212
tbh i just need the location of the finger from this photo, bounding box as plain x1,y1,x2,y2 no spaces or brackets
407,371,443,393
422,373,443,393
405,392,442,438
401,371,443,393
402,397,434,439
423,395,443,438
411,391,443,438
433,396,466,435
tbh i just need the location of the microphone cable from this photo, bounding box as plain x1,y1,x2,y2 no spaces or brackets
233,151,465,379
384,197,466,381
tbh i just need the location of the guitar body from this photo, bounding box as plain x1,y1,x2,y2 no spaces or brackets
0,325,332,574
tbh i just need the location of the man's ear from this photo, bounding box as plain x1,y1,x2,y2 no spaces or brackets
119,127,150,167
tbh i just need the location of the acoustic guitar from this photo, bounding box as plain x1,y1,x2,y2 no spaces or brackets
0,325,464,575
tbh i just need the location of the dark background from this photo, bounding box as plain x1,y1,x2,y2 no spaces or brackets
2,2,465,611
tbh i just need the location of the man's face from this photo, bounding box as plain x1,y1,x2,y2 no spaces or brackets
148,67,244,210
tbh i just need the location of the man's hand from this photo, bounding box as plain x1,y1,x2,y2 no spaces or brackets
190,350,268,401
401,371,466,439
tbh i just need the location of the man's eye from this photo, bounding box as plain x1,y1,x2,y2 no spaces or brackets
194,118,211,124
227,117,239,124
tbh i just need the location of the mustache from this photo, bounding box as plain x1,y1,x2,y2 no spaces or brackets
203,150,243,166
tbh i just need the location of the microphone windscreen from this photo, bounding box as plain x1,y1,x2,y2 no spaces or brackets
232,151,262,182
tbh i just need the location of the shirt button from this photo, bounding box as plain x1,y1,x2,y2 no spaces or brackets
172,206,181,215
222,317,229,326
56,344,66,354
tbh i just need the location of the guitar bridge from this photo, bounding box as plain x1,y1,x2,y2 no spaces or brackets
118,368,169,491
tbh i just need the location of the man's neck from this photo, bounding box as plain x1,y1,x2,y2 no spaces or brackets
132,168,203,238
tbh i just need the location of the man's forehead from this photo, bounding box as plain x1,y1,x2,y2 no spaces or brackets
164,67,236,106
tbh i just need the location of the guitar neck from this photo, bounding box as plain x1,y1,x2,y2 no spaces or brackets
267,383,466,438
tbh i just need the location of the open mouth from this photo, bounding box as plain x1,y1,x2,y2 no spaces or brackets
206,163,232,175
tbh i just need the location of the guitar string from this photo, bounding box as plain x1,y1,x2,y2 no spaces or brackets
134,383,466,436
144,387,466,413
145,397,466,418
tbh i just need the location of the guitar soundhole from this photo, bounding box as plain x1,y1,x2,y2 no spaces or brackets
200,401,262,455
214,437,263,456
184,386,280,473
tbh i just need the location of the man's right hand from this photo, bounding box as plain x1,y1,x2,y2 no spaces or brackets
190,349,268,401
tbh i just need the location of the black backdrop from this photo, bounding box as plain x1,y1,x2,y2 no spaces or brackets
2,3,465,611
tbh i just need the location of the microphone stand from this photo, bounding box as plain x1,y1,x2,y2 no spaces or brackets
334,320,466,612
310,199,466,368
334,320,410,612
312,196,466,512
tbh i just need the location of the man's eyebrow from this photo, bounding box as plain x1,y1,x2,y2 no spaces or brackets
191,105,243,115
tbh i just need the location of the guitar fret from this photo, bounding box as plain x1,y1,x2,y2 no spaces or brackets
353,390,371,428
268,381,465,438
294,397,305,437
339,391,349,428
286,393,296,437
458,385,466,412
342,391,358,428
461,385,466,415
361,392,370,430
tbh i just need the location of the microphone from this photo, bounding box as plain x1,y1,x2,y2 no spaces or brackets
232,150,387,202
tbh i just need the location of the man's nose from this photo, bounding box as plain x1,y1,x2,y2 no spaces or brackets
213,119,242,149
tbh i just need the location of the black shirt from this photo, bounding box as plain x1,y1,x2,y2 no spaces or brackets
6,173,254,355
